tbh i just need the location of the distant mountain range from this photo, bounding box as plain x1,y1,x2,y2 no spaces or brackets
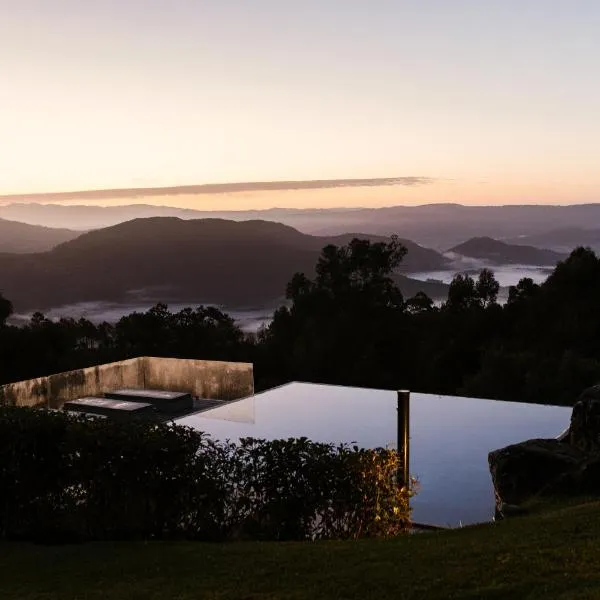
0,218,451,313
449,237,566,266
505,228,600,253
0,218,79,253
0,209,585,314
1,202,600,250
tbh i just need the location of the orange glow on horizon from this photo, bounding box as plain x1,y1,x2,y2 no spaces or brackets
1,179,597,211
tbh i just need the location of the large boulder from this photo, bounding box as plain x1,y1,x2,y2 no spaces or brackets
488,438,584,506
569,384,600,453
489,383,600,515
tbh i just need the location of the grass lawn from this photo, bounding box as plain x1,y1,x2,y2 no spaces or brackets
2,500,600,600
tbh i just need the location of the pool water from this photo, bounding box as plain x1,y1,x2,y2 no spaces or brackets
176,382,571,527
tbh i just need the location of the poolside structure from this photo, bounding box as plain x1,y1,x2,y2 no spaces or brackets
0,356,254,411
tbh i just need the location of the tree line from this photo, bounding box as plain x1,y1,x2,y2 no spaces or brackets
1,236,599,406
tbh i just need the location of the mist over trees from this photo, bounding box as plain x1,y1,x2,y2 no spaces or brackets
1,240,599,406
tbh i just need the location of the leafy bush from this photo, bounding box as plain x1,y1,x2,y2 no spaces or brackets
0,407,414,543
225,437,413,540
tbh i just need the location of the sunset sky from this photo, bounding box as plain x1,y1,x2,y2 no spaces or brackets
2,1,600,208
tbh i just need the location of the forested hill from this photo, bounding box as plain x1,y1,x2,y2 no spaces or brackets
0,217,448,311
0,218,79,253
449,237,566,265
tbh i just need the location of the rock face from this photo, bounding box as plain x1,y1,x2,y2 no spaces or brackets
569,385,600,453
489,439,583,506
489,384,600,516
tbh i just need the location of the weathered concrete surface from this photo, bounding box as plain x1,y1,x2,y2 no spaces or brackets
0,358,143,408
143,357,254,401
0,356,254,408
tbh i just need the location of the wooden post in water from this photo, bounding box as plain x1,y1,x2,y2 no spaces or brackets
397,390,410,489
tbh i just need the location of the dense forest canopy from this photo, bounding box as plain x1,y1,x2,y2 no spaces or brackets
1,238,599,406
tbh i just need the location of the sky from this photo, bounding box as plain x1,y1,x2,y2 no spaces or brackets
1,0,600,209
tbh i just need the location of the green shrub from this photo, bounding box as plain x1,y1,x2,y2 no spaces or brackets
0,407,414,543
226,437,413,540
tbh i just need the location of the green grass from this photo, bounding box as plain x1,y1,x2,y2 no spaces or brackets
2,500,600,600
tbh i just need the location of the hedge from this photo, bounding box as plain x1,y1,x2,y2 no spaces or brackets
0,407,413,543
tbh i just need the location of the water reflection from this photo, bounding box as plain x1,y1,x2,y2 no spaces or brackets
176,382,571,527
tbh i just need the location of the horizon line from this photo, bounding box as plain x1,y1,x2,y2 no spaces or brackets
2,201,600,213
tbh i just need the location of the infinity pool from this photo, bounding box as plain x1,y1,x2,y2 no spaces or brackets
176,382,571,527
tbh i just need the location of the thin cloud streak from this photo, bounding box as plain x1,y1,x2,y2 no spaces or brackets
0,177,437,203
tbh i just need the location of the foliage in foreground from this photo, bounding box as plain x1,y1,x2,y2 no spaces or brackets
0,407,412,543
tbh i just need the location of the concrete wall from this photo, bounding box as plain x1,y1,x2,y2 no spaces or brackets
0,358,143,408
143,357,254,401
0,356,254,408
